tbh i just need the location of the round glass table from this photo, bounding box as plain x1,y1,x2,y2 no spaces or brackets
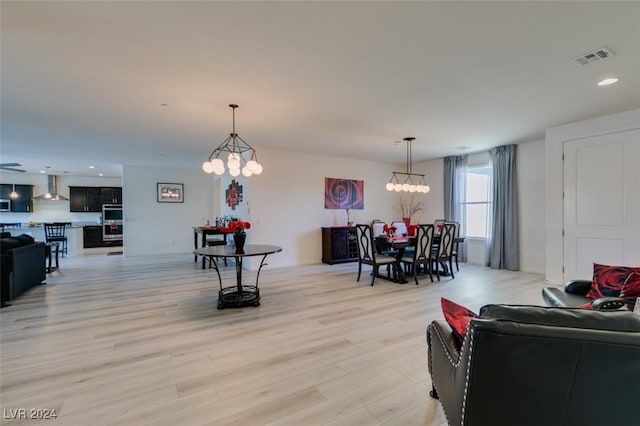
193,244,282,309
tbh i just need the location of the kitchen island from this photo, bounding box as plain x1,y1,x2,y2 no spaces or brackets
3,223,100,257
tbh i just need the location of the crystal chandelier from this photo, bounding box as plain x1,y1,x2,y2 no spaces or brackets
385,137,430,193
202,104,263,177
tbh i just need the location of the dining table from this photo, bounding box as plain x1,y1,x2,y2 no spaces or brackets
375,234,465,283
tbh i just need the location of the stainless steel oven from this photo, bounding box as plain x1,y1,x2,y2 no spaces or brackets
102,204,123,241
0,199,11,212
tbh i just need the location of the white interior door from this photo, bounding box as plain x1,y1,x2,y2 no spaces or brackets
563,129,640,281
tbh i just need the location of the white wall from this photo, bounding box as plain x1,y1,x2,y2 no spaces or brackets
518,140,546,273
414,158,444,224
248,147,433,268
120,150,444,267
545,108,640,284
122,166,213,256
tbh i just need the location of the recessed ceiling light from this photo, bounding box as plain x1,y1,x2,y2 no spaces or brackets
39,170,45,173
89,165,95,169
597,77,619,86
98,173,104,177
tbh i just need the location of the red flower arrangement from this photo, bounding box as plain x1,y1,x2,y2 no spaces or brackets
229,220,251,234
383,224,397,235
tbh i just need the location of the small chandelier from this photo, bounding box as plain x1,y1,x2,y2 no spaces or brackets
385,137,430,193
202,104,263,177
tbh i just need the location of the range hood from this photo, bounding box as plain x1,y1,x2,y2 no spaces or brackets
33,175,69,201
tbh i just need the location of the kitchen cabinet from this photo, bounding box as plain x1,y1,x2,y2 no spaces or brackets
321,227,358,264
83,225,122,248
70,186,121,212
0,184,34,212
101,187,122,204
70,186,102,212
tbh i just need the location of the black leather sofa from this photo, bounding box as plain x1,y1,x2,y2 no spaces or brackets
1,234,46,307
543,280,635,310
427,304,640,426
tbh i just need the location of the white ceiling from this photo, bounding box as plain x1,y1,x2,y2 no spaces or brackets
1,1,639,177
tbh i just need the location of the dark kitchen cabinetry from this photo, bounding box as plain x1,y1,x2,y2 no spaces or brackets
321,227,358,264
101,187,122,204
0,184,33,212
70,186,102,212
83,225,122,248
70,186,122,212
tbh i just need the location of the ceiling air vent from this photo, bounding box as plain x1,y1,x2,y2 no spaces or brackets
573,47,615,65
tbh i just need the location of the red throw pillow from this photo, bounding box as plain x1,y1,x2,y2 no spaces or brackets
586,263,640,299
441,297,478,344
620,272,640,299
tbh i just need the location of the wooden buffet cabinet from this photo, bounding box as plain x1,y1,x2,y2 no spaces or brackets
321,226,358,264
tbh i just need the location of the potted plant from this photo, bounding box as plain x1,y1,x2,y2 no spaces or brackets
397,195,424,226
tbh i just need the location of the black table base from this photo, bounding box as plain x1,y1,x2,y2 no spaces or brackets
193,244,282,310
218,285,260,309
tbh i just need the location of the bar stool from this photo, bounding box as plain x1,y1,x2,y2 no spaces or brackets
44,223,70,257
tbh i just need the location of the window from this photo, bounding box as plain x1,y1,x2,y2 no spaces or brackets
463,165,491,238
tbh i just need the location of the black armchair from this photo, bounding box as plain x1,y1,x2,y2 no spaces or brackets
427,304,640,426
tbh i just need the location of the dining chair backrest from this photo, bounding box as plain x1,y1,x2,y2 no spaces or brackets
433,219,445,235
435,223,456,259
44,223,67,240
390,221,408,236
355,224,376,262
413,224,435,262
445,221,460,240
371,220,386,237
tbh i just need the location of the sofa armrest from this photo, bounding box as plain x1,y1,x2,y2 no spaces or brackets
427,320,467,426
564,280,592,296
591,297,635,310
9,242,46,301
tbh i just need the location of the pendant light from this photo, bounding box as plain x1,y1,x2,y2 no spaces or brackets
202,104,263,177
385,137,430,193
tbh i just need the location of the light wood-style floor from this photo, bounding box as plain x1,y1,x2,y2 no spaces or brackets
0,252,550,425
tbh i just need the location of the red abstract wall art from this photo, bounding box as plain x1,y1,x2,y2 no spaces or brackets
324,178,364,209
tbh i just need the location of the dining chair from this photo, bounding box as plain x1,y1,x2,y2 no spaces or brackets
445,221,461,271
391,220,413,257
355,224,397,286
44,223,70,257
401,224,435,284
390,221,408,236
206,234,228,266
430,222,456,280
433,219,445,235
371,220,386,237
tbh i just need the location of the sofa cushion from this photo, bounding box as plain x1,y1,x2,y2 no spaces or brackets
586,263,640,299
478,304,640,332
0,234,35,253
441,297,477,344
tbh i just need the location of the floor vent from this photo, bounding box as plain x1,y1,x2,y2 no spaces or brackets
573,47,615,65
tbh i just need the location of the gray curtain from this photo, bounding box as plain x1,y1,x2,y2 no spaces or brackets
486,144,519,270
443,155,467,262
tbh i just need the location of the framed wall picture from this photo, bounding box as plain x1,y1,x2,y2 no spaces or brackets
324,177,364,209
157,182,184,203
